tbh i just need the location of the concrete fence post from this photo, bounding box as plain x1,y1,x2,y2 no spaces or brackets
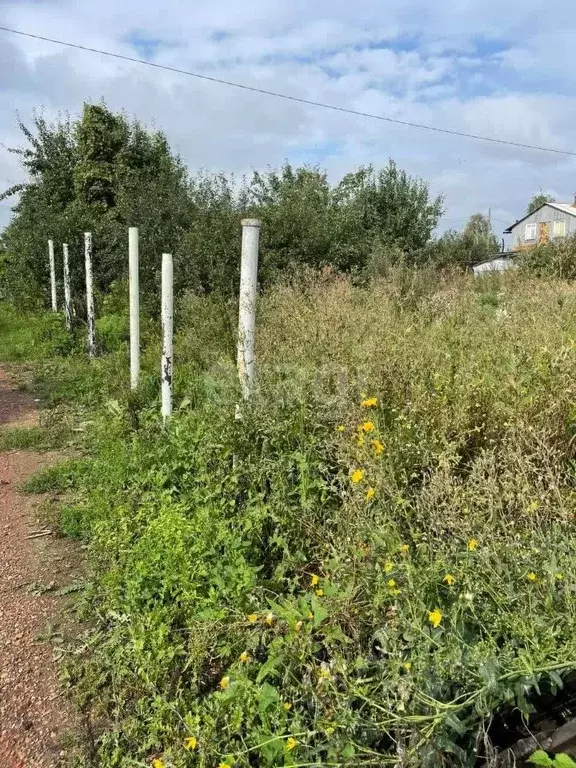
63,243,72,331
161,253,173,422
84,232,96,357
48,239,57,311
128,227,140,390
237,219,261,401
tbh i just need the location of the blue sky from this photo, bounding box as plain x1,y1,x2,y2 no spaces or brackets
1,0,576,236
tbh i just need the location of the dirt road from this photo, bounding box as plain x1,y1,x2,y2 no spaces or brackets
0,368,79,767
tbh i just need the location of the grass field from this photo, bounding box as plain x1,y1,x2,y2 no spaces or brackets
3,269,576,767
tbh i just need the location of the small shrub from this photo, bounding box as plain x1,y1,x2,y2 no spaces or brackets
95,313,129,353
519,235,576,279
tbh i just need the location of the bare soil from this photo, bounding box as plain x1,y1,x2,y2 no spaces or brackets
0,368,81,767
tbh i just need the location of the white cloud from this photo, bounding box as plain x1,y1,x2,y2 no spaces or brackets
1,0,576,237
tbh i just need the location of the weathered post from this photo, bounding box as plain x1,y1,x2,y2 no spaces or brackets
84,232,96,357
237,219,261,401
62,243,72,330
161,253,173,422
128,227,140,389
48,239,57,311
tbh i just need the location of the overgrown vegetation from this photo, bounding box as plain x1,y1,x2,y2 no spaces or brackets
519,233,576,279
4,270,576,767
1,102,508,311
2,102,575,767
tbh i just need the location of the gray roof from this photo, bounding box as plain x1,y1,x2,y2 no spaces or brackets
503,202,576,233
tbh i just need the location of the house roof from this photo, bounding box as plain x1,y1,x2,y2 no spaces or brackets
471,251,516,268
503,202,576,233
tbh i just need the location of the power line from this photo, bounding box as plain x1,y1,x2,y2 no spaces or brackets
1,24,576,158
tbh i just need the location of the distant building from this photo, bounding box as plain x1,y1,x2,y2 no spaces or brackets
503,197,576,250
472,253,516,274
472,197,576,274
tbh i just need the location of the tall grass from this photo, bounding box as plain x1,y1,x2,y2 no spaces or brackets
10,270,576,767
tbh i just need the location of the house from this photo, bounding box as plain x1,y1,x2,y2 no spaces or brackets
503,197,576,250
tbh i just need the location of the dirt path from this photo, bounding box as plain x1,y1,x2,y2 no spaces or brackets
0,368,80,767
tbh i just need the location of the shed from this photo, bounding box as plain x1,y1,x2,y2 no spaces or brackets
472,252,516,275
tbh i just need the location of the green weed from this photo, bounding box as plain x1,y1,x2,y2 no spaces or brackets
8,271,576,767
0,426,47,450
22,459,90,494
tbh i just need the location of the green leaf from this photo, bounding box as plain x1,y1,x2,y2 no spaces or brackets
553,755,576,768
341,744,356,759
256,682,279,713
310,595,328,627
528,750,553,767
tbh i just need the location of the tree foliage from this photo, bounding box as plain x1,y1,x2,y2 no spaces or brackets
1,103,445,307
527,193,555,214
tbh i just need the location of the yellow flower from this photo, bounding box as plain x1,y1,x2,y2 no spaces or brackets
307,611,314,620
361,397,378,408
283,701,293,710
286,737,297,750
556,572,564,581
527,572,537,582
318,666,331,679
220,675,230,690
351,469,365,483
443,574,455,586
366,487,375,500
384,561,394,574
357,434,365,446
247,613,258,623
239,651,251,663
399,544,409,554
387,578,397,588
265,612,274,626
360,421,375,433
315,588,324,597
310,574,320,586
336,425,345,432
371,439,384,455
218,764,232,768
428,609,443,628
402,661,412,671
152,760,165,768
467,538,478,552
184,736,198,750
295,620,303,632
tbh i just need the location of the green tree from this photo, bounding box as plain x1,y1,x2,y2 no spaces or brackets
527,192,555,214
1,107,446,306
414,213,500,270
334,161,444,268
1,104,190,309
461,213,500,259
248,164,336,280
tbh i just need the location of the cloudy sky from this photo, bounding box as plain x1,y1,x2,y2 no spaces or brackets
1,0,575,238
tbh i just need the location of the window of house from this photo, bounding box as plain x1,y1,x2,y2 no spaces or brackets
525,222,537,240
553,220,567,237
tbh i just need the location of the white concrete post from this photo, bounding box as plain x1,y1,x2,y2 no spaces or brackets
48,239,57,311
237,219,261,400
161,253,173,422
128,227,140,389
63,243,72,331
84,232,96,357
